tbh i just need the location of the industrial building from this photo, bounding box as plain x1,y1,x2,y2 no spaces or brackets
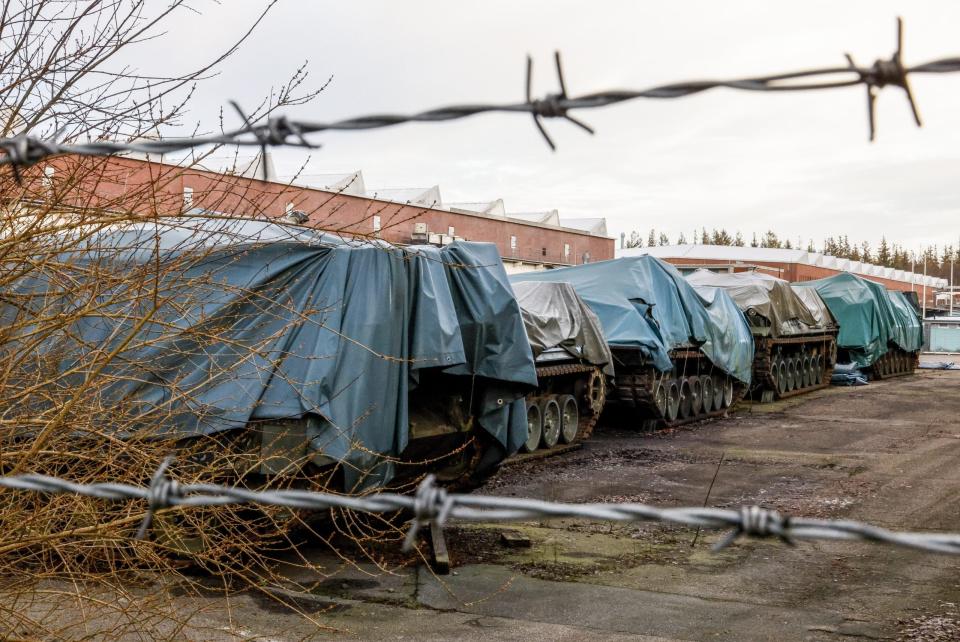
46,153,613,272
620,244,947,311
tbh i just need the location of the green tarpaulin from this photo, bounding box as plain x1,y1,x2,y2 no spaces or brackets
0,217,537,489
794,272,920,368
509,256,754,384
887,290,923,353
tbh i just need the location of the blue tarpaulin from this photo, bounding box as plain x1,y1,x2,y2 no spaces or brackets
0,217,537,488
509,256,754,384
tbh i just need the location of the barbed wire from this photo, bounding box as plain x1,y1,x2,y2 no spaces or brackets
2,464,959,557
0,17,957,179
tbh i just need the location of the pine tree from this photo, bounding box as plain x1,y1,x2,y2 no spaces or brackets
700,228,709,244
761,230,781,249
712,229,733,246
876,237,891,266
624,230,643,248
734,231,745,247
806,240,816,253
822,237,836,256
648,229,656,247
784,239,793,249
677,232,688,245
658,232,670,246
750,233,759,248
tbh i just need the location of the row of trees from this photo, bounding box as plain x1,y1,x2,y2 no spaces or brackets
624,228,960,280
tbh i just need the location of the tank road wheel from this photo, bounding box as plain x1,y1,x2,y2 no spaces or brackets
690,376,703,415
557,395,580,444
701,376,714,414
666,380,681,423
785,359,796,391
711,375,724,411
815,355,824,384
522,402,542,453
721,377,734,409
770,360,780,389
654,383,668,419
539,397,562,449
678,378,693,420
801,356,811,388
776,358,788,395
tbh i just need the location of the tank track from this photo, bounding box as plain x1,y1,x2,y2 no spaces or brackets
752,333,837,400
534,363,606,442
612,349,747,428
868,347,919,380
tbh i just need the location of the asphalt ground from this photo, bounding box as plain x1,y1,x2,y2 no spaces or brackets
8,359,960,640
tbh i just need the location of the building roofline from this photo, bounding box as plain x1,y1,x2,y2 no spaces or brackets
622,243,947,288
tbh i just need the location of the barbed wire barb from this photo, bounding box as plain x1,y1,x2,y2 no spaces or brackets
0,17,956,171
3,463,960,557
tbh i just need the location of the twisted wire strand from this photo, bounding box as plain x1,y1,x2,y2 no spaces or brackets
2,470,959,556
1,19,958,166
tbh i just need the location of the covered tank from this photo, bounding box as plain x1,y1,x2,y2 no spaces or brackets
0,217,538,545
511,256,753,428
511,281,613,452
793,272,921,378
686,269,839,400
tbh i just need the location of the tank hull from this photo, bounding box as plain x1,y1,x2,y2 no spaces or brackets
751,332,838,400
609,348,746,428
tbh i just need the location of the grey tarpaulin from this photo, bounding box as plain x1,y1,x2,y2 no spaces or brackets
686,269,823,337
509,256,754,384
0,217,537,489
791,285,838,331
511,281,614,376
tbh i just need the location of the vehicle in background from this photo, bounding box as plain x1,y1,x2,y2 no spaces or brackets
511,256,754,429
794,272,921,380
686,269,839,401
512,281,612,453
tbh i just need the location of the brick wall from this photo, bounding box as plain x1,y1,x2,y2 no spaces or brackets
42,156,613,266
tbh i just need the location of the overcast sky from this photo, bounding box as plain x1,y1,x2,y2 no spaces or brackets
134,1,960,254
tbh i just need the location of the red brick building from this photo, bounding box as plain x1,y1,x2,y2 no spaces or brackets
624,245,946,310
38,154,612,272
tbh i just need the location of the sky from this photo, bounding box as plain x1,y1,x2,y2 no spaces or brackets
127,1,960,254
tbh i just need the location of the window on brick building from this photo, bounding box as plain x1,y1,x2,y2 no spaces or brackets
182,186,193,209
373,215,382,232
564,243,570,259
510,235,517,250
541,247,547,257
448,226,455,236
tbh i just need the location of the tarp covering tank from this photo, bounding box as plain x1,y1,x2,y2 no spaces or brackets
793,272,919,368
791,285,838,331
0,217,538,489
685,269,824,337
509,256,754,384
887,290,923,353
511,281,613,376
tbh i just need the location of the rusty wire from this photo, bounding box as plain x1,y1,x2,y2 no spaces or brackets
0,17,957,177
4,470,960,557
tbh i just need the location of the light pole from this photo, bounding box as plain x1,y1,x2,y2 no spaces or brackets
922,252,927,319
